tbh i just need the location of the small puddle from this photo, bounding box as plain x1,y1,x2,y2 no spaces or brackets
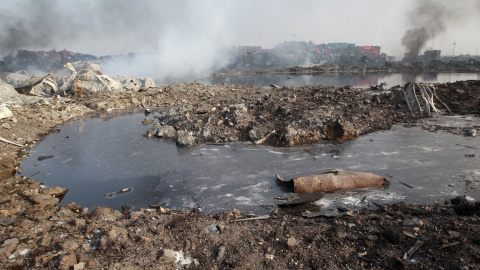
19,112,480,215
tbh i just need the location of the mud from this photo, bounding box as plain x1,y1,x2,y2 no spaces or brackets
1,80,480,269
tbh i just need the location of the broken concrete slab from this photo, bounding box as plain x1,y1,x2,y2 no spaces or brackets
0,104,13,119
0,78,21,103
15,74,59,96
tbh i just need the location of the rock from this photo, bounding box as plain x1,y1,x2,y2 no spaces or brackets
140,77,156,89
61,240,79,251
0,238,18,256
28,193,59,206
163,249,182,262
74,218,86,228
156,126,176,138
403,218,424,227
216,243,227,262
108,225,128,241
0,158,17,180
0,215,14,226
142,118,155,125
175,130,196,146
228,103,248,113
44,186,69,198
0,78,21,102
464,129,477,137
73,262,86,270
287,237,299,249
40,235,52,247
146,124,177,138
58,251,77,270
90,207,123,221
35,253,55,267
179,258,193,268
0,104,13,119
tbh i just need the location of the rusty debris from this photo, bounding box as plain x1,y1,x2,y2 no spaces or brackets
278,169,389,194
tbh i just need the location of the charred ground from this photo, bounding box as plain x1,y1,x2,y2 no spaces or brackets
0,80,479,269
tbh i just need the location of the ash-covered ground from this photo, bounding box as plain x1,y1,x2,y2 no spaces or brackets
0,79,479,269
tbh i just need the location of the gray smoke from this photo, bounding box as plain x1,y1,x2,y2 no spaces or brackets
0,0,233,78
401,0,451,61
401,0,480,61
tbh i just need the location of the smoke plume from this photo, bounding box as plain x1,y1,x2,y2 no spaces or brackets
401,0,451,61
401,0,480,61
0,0,234,78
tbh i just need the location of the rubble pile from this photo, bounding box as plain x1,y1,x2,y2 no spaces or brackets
136,83,411,146
1,62,156,98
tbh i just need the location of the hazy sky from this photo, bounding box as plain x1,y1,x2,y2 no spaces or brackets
1,0,479,76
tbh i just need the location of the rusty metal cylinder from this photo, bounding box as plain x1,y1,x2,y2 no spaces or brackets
292,170,389,194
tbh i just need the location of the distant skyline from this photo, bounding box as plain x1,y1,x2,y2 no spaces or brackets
1,0,479,77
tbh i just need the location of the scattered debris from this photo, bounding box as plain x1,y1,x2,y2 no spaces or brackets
15,74,59,96
399,182,414,188
302,210,341,218
103,188,134,199
0,215,14,226
216,243,227,262
276,192,324,206
287,237,299,249
0,104,13,119
403,240,425,260
234,215,270,222
402,218,424,227
0,137,24,147
403,82,450,115
37,155,55,161
464,129,477,137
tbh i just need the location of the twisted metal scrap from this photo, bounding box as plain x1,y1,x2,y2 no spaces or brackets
403,82,450,116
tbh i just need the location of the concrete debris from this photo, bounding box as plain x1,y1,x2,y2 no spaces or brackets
0,215,14,226
72,69,122,94
279,169,389,194
0,238,19,256
370,82,388,90
116,76,156,91
2,61,155,96
15,74,59,96
0,104,13,119
0,79,21,104
103,187,133,199
323,116,358,141
402,218,424,227
175,130,196,146
3,71,31,88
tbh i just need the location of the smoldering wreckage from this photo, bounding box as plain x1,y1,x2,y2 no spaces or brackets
0,57,480,269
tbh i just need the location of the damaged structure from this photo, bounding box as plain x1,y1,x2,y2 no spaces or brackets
403,82,450,115
1,62,155,97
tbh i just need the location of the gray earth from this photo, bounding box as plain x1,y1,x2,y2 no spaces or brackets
0,79,479,269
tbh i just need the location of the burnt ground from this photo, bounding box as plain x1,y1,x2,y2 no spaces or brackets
0,80,480,269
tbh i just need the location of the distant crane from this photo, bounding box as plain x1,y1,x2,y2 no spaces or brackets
452,41,456,57
292,34,296,42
